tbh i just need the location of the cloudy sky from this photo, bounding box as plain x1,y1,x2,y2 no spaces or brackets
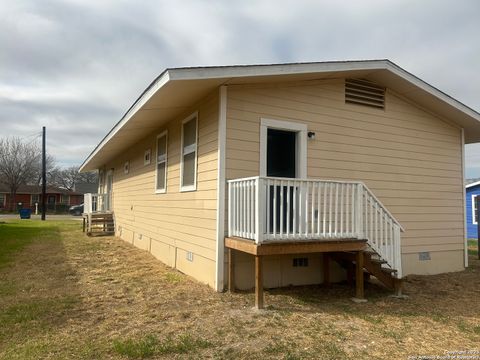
1,0,480,176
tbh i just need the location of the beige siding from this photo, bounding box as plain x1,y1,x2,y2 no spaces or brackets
226,78,464,281
104,91,219,287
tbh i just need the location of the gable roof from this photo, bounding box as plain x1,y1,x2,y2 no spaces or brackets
466,180,480,189
74,181,99,194
80,59,480,172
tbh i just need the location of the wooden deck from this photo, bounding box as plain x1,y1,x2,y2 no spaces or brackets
225,237,369,309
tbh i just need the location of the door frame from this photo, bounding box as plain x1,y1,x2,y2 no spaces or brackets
259,118,307,178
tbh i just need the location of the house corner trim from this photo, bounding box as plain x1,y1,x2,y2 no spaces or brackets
215,85,227,291
462,128,468,268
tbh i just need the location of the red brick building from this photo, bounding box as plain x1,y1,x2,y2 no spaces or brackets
0,184,83,213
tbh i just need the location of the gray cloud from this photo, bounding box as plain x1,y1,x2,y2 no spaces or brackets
1,0,479,174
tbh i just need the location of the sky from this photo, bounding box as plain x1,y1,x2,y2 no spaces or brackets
1,0,480,176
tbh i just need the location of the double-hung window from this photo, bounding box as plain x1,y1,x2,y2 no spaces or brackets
180,113,198,191
155,131,168,193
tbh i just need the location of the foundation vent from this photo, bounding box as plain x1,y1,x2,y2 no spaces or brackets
345,78,385,109
293,258,309,267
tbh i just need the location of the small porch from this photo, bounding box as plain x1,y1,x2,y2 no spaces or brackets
82,193,114,236
225,176,404,308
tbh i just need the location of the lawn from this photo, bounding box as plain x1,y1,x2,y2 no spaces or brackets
1,220,479,359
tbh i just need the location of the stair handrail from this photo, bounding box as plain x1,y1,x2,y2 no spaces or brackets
360,182,404,232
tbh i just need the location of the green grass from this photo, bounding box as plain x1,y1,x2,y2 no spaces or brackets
112,333,212,358
473,325,480,335
0,220,81,351
164,272,184,283
0,222,42,267
467,239,478,256
0,296,78,327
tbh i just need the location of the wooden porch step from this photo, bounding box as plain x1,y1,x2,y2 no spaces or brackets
370,258,387,265
329,250,399,291
381,268,397,274
84,212,115,237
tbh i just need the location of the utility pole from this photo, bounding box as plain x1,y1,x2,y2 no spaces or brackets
41,126,46,221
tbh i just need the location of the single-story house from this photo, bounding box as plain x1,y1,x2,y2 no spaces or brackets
465,180,480,238
80,60,480,307
0,183,83,212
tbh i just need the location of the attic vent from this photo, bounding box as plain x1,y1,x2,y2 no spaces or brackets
345,79,385,109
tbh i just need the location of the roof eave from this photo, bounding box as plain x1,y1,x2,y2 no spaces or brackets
80,60,480,172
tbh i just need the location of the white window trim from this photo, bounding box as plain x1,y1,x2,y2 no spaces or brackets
155,130,168,194
472,194,478,225
180,112,198,192
259,118,307,178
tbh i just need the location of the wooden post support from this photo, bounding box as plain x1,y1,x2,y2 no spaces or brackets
346,263,354,286
255,255,264,309
228,248,235,292
82,216,86,233
323,253,330,287
394,278,403,296
355,251,365,300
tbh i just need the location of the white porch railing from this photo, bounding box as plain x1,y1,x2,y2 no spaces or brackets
83,193,110,214
227,176,403,278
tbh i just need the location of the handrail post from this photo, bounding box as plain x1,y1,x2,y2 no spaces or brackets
393,224,402,278
356,183,364,239
228,182,232,237
255,177,264,244
84,193,92,214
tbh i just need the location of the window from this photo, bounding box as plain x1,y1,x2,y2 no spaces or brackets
0,193,5,208
155,131,168,193
124,161,130,174
144,149,151,165
31,194,40,204
473,195,479,225
60,195,69,204
180,113,198,191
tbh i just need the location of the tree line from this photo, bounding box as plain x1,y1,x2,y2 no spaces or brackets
0,136,97,211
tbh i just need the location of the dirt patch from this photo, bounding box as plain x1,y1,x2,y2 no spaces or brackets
1,221,479,359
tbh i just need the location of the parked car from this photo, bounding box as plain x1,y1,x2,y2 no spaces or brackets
69,203,84,216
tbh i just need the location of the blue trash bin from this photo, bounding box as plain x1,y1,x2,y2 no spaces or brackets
19,208,32,219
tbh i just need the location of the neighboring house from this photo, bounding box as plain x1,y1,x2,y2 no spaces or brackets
80,60,480,307
465,180,480,238
0,183,83,212
74,181,99,195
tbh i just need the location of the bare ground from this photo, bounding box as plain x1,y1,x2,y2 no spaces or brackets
1,221,479,359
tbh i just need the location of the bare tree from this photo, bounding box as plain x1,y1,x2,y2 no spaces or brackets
53,166,80,191
48,166,98,191
33,153,57,186
0,137,41,211
78,170,98,184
